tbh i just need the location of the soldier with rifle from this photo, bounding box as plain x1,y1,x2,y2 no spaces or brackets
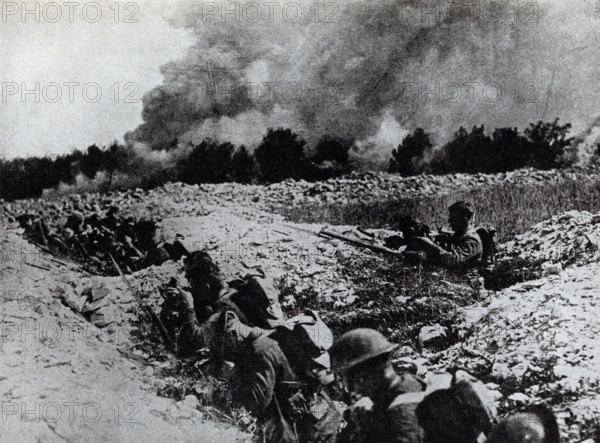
284,200,494,280
173,284,341,442
403,201,483,273
163,251,285,335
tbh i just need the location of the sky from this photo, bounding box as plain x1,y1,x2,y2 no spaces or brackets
2,0,600,164
0,0,193,159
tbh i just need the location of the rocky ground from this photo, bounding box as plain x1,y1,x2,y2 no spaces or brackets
438,211,600,441
6,166,598,218
1,171,600,441
0,229,248,442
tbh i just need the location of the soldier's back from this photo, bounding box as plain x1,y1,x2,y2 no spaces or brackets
343,375,426,443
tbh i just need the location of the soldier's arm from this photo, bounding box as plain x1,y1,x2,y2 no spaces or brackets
239,351,278,414
407,237,447,257
173,287,219,350
179,307,219,350
435,236,481,267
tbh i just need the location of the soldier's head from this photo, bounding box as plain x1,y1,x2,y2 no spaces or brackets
330,328,397,399
488,405,559,443
16,213,34,228
448,201,474,232
134,220,160,249
184,251,225,304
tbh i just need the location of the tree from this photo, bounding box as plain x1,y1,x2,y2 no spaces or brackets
388,128,432,176
176,140,235,184
523,119,573,169
230,145,258,184
104,142,131,187
313,135,352,164
255,128,308,182
79,145,105,179
429,125,497,174
52,154,77,186
490,127,528,172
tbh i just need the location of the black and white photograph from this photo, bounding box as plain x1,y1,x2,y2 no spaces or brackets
1,0,599,441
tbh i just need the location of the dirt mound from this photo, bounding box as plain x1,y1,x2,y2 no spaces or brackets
0,228,249,442
155,168,600,212
4,167,598,220
440,262,600,440
501,210,600,266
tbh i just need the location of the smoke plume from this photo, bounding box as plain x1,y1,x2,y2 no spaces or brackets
126,0,600,167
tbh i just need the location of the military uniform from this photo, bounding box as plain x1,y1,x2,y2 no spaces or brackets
340,374,426,443
430,228,485,293
431,228,483,271
233,335,297,415
187,286,244,324
182,309,299,441
179,306,267,353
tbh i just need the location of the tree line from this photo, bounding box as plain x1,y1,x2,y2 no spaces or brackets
0,120,579,201
389,119,575,175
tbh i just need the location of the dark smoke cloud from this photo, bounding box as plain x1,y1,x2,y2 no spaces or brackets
126,0,600,167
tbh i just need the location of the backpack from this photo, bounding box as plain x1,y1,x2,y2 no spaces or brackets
475,227,497,269
415,370,496,441
450,370,497,436
271,310,334,380
227,269,287,329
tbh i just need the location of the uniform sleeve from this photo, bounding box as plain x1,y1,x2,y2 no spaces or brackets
226,316,271,342
436,236,482,267
179,309,220,350
388,402,425,443
239,350,278,414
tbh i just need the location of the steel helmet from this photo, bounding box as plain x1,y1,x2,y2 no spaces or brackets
488,404,559,443
330,328,397,372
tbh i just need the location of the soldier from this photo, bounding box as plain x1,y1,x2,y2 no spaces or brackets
173,251,286,327
175,291,338,443
404,201,483,272
173,276,269,354
488,404,559,443
16,213,35,233
65,211,85,235
160,250,287,357
101,205,120,231
171,251,253,325
329,328,426,442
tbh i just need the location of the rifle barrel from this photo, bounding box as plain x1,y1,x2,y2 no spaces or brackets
320,230,403,256
108,252,174,349
283,224,403,257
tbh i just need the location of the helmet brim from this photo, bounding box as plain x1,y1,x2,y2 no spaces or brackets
337,343,397,372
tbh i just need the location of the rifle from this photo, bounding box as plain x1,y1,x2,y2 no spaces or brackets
283,224,404,257
30,240,90,275
109,252,174,350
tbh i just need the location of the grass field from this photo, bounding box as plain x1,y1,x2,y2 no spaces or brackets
278,176,600,243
